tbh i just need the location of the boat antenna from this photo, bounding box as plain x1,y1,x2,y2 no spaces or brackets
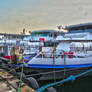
57,25,63,31
57,25,64,35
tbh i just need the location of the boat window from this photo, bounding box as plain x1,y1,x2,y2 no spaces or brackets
54,33,57,38
37,54,43,58
0,52,4,56
71,55,77,58
77,56,85,58
56,55,61,58
30,32,51,37
37,52,54,58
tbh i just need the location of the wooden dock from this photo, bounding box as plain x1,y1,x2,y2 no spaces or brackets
0,69,34,92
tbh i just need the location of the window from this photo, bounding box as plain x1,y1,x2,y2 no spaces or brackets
37,52,54,58
77,56,85,58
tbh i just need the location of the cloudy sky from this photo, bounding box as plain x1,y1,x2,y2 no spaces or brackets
0,0,92,34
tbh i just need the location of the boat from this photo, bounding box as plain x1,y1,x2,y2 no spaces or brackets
0,29,61,62
22,23,92,80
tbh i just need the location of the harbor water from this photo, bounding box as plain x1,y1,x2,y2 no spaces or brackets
38,76,92,92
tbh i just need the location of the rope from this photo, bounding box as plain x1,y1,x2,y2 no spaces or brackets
0,63,25,76
17,64,24,92
0,55,33,76
35,69,92,92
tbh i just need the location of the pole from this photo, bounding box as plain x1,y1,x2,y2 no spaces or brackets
63,53,66,77
62,52,66,92
17,64,24,92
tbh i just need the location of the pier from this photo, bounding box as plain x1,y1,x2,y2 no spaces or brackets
0,58,35,92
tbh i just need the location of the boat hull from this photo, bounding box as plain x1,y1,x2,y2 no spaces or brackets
23,66,92,80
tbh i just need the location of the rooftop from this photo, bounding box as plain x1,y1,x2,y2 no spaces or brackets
65,22,92,30
0,33,29,37
30,29,58,33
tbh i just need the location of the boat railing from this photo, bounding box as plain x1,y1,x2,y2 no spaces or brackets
35,51,92,59
34,51,74,58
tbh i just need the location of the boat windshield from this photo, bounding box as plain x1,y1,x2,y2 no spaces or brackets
30,32,51,37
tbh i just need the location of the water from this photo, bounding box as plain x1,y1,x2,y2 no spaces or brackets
38,76,92,92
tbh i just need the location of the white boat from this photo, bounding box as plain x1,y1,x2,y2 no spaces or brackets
23,29,63,55
22,23,92,80
0,29,62,61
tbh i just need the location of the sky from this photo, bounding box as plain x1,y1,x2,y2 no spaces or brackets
0,0,92,34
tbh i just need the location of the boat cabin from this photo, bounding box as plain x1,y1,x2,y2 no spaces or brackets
65,22,92,33
24,29,60,41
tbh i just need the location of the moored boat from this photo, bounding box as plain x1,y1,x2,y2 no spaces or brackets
22,23,92,80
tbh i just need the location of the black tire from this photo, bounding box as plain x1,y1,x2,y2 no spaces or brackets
26,77,39,90
46,87,57,92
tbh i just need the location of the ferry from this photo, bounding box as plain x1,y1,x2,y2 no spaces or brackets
22,23,92,80
0,29,61,61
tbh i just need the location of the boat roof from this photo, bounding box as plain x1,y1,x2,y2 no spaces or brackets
65,22,92,30
30,29,58,33
0,33,29,37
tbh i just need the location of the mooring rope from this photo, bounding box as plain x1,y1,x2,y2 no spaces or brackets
0,55,32,76
0,63,25,76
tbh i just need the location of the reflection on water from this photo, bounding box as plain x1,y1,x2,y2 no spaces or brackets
38,76,92,92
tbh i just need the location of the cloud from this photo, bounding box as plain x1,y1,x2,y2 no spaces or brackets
0,0,92,33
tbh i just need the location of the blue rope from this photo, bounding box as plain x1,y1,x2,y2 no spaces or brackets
75,69,92,78
35,69,92,92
